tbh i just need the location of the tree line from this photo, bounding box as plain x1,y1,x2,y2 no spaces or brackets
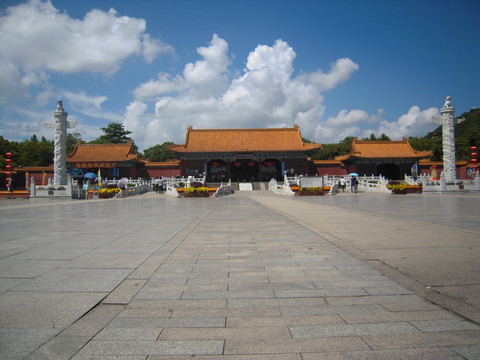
1,108,479,169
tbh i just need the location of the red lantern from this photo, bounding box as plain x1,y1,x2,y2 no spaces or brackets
471,146,477,151
247,161,255,167
6,177,10,182
234,161,241,167
5,152,12,158
6,165,12,171
6,158,12,164
472,153,478,158
472,159,478,163
211,161,219,167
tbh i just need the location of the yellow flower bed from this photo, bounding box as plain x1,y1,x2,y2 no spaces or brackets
99,187,120,198
184,186,209,197
299,186,324,195
387,184,406,191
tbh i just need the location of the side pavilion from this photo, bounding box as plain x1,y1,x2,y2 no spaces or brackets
334,138,432,179
66,140,141,179
167,125,322,182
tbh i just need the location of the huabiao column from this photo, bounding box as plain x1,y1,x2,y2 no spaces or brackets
432,96,464,181
43,100,77,185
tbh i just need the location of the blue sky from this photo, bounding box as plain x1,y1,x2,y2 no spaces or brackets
0,0,479,151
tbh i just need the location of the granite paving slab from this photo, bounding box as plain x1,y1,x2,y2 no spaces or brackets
1,192,480,359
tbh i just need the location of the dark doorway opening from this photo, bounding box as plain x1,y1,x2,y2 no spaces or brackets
230,159,259,182
377,163,400,180
207,159,227,182
260,159,281,181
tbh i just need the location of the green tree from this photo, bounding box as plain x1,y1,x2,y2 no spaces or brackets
455,108,480,161
0,136,21,168
66,132,82,155
362,133,391,141
91,122,132,144
143,142,175,162
311,136,353,160
17,135,54,166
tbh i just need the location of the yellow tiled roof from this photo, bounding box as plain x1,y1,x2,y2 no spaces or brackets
66,141,138,162
168,125,322,153
336,138,432,161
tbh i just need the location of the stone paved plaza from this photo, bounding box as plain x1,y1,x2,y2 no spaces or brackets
1,190,479,359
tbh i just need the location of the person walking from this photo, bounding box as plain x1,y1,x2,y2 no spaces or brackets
83,179,90,199
339,178,346,192
350,176,358,193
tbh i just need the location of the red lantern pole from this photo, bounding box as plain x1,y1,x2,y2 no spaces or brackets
5,152,12,193
471,146,478,178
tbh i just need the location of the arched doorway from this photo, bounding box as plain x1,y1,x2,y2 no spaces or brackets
208,159,227,182
260,159,281,181
230,159,259,182
377,163,400,180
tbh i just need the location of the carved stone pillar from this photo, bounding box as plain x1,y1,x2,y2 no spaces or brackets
43,101,76,185
432,96,464,182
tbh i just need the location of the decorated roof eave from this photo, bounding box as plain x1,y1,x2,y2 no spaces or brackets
167,147,321,154
140,159,181,167
337,155,433,163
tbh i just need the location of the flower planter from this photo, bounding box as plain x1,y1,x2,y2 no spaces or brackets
298,187,325,196
98,187,120,198
299,192,325,196
184,193,209,198
183,186,209,198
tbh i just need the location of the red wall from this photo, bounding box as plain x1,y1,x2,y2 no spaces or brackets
314,165,347,176
145,168,181,178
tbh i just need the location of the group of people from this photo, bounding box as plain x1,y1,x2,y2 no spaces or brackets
77,178,91,199
152,178,166,194
338,176,359,193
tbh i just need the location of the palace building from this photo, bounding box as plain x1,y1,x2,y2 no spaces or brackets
66,140,141,178
62,129,441,182
167,125,322,182
333,138,432,179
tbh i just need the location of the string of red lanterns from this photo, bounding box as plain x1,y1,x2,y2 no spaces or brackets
5,152,12,191
471,146,478,178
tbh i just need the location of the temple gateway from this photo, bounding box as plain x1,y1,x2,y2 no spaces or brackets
167,125,322,182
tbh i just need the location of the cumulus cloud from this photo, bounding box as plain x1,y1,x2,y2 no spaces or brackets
61,90,122,121
315,108,386,142
126,35,360,150
316,106,439,143
376,106,440,139
0,0,171,103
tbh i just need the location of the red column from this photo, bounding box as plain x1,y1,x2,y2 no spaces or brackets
258,158,262,181
227,158,231,181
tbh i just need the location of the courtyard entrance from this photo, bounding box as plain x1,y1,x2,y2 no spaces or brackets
377,163,400,180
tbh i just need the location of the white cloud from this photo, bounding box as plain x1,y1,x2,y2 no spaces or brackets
299,58,359,91
128,35,360,150
0,0,171,103
133,73,185,101
141,34,174,63
377,106,440,139
315,106,440,143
